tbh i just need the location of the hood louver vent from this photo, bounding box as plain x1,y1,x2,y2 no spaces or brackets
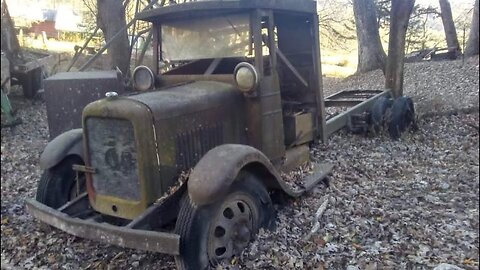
175,123,224,170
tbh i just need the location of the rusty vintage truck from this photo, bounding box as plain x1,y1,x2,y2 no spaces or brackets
26,1,415,269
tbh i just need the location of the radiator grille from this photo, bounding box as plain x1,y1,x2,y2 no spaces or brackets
175,123,223,170
86,118,140,201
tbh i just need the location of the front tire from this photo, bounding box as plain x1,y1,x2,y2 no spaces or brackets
174,173,273,270
36,156,85,209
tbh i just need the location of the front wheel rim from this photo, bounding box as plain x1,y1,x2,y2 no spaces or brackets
207,193,258,264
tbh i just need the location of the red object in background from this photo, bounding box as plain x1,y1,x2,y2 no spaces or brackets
30,21,57,39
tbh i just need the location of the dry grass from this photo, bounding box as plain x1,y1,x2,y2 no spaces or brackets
321,51,358,78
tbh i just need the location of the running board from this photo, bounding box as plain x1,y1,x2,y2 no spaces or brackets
302,162,334,191
280,162,334,197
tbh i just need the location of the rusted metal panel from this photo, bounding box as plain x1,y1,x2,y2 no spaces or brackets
127,81,241,120
157,106,246,189
25,199,180,255
127,81,245,177
259,76,285,163
44,71,126,139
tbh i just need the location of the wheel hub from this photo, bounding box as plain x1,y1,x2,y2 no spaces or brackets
233,222,251,243
207,195,257,264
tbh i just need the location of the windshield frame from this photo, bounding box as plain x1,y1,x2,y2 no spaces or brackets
160,12,251,62
152,11,254,75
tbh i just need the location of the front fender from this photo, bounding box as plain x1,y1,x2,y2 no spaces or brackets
39,129,84,170
187,144,300,206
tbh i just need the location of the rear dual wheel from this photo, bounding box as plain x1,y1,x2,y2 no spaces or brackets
174,173,273,270
388,96,416,140
370,96,416,139
371,96,393,134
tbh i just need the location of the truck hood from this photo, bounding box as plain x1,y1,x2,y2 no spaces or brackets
126,81,242,120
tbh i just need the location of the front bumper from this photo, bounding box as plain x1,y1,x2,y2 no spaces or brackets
25,199,180,255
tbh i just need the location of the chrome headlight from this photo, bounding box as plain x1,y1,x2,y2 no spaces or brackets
133,65,155,91
233,62,258,93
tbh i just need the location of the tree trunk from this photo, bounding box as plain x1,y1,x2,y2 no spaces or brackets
97,0,130,75
353,0,386,74
465,0,479,57
439,0,460,55
1,0,21,60
385,0,415,98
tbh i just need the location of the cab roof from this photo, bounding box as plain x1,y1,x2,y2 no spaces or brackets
136,0,317,23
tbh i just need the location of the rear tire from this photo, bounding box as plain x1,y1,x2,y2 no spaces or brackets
370,96,393,134
174,173,273,270
36,156,85,209
388,96,415,140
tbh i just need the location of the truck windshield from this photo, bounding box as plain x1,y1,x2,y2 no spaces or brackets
161,13,250,61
